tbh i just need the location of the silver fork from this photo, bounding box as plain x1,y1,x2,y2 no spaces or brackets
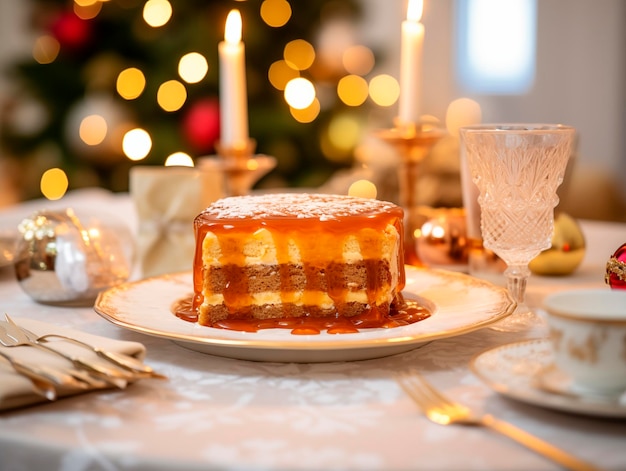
5,314,166,380
396,369,602,471
0,323,129,389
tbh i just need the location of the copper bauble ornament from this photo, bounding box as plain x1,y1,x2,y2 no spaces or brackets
529,213,585,276
605,242,626,290
416,208,468,271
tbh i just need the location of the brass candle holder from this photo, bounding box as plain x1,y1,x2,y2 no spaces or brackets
374,120,446,266
199,139,276,197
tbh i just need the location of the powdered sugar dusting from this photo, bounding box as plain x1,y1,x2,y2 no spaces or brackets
199,193,401,221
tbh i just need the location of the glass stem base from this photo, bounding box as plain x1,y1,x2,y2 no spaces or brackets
505,264,530,305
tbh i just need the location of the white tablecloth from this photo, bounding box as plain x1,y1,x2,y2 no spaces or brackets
0,189,625,471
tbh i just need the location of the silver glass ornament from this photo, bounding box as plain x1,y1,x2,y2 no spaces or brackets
13,208,133,306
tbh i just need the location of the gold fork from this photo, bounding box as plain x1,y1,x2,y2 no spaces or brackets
396,370,602,471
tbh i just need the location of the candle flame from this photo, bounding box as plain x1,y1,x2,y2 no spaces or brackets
407,0,423,22
225,9,242,44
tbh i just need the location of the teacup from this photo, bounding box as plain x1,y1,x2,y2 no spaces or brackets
543,289,626,395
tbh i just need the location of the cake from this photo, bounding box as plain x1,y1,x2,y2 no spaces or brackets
191,193,406,332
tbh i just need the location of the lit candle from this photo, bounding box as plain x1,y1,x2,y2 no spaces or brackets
398,0,424,125
218,9,249,149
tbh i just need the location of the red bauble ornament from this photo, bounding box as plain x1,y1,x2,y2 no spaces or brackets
182,98,220,153
605,242,626,289
51,11,92,50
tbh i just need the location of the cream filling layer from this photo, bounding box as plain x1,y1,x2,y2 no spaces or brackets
201,290,393,309
202,225,400,267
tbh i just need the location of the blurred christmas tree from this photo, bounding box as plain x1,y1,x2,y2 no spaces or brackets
0,0,391,201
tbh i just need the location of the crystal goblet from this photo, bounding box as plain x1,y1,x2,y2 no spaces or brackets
459,124,575,331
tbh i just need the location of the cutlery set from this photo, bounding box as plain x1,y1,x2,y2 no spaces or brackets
0,314,165,401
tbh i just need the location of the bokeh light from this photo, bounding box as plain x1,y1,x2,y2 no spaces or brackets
342,45,375,76
116,67,146,100
348,179,377,199
165,152,194,167
260,0,292,27
32,35,60,64
290,97,320,123
322,113,362,163
284,77,315,109
40,168,68,200
369,74,400,107
157,80,187,112
122,128,152,161
74,1,102,20
143,0,172,28
79,114,107,146
268,60,299,90
337,75,369,106
283,39,315,70
178,52,208,84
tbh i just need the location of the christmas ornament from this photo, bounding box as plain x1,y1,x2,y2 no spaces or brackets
529,213,585,276
13,209,134,305
605,242,626,289
182,98,221,153
416,208,468,271
50,11,92,51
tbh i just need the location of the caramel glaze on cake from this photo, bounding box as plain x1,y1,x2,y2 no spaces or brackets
184,193,430,334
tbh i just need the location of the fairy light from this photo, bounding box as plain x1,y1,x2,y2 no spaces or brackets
165,152,194,167
290,98,320,123
122,128,152,161
116,67,146,100
74,1,102,20
284,77,315,109
342,45,375,76
178,52,209,84
328,114,361,152
348,179,377,199
260,0,292,27
143,0,172,28
32,35,60,64
40,168,69,200
337,75,369,106
283,39,315,71
79,114,107,146
268,60,299,90
369,74,400,107
157,80,187,112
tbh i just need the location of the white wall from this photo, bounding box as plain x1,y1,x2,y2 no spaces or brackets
361,0,626,202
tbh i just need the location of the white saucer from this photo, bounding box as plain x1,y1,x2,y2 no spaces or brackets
470,339,626,418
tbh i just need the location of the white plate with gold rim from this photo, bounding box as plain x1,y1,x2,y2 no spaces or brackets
94,266,515,363
471,339,626,418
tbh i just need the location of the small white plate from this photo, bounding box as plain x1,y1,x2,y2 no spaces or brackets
471,339,626,418
94,266,515,363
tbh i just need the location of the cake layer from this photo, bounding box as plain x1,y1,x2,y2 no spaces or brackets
203,261,393,293
192,193,405,330
198,301,391,325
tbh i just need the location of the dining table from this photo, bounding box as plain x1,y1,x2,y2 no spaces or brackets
0,188,624,471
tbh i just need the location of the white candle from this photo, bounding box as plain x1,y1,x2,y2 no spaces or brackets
398,0,424,125
218,10,249,149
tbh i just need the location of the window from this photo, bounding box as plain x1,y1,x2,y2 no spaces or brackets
456,0,537,94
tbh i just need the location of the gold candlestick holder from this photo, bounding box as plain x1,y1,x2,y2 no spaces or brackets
199,139,277,197
374,120,446,266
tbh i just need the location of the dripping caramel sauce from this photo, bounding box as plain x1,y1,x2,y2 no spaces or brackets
172,293,431,335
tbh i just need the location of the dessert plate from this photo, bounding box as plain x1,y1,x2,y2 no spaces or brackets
94,266,515,362
471,339,626,418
